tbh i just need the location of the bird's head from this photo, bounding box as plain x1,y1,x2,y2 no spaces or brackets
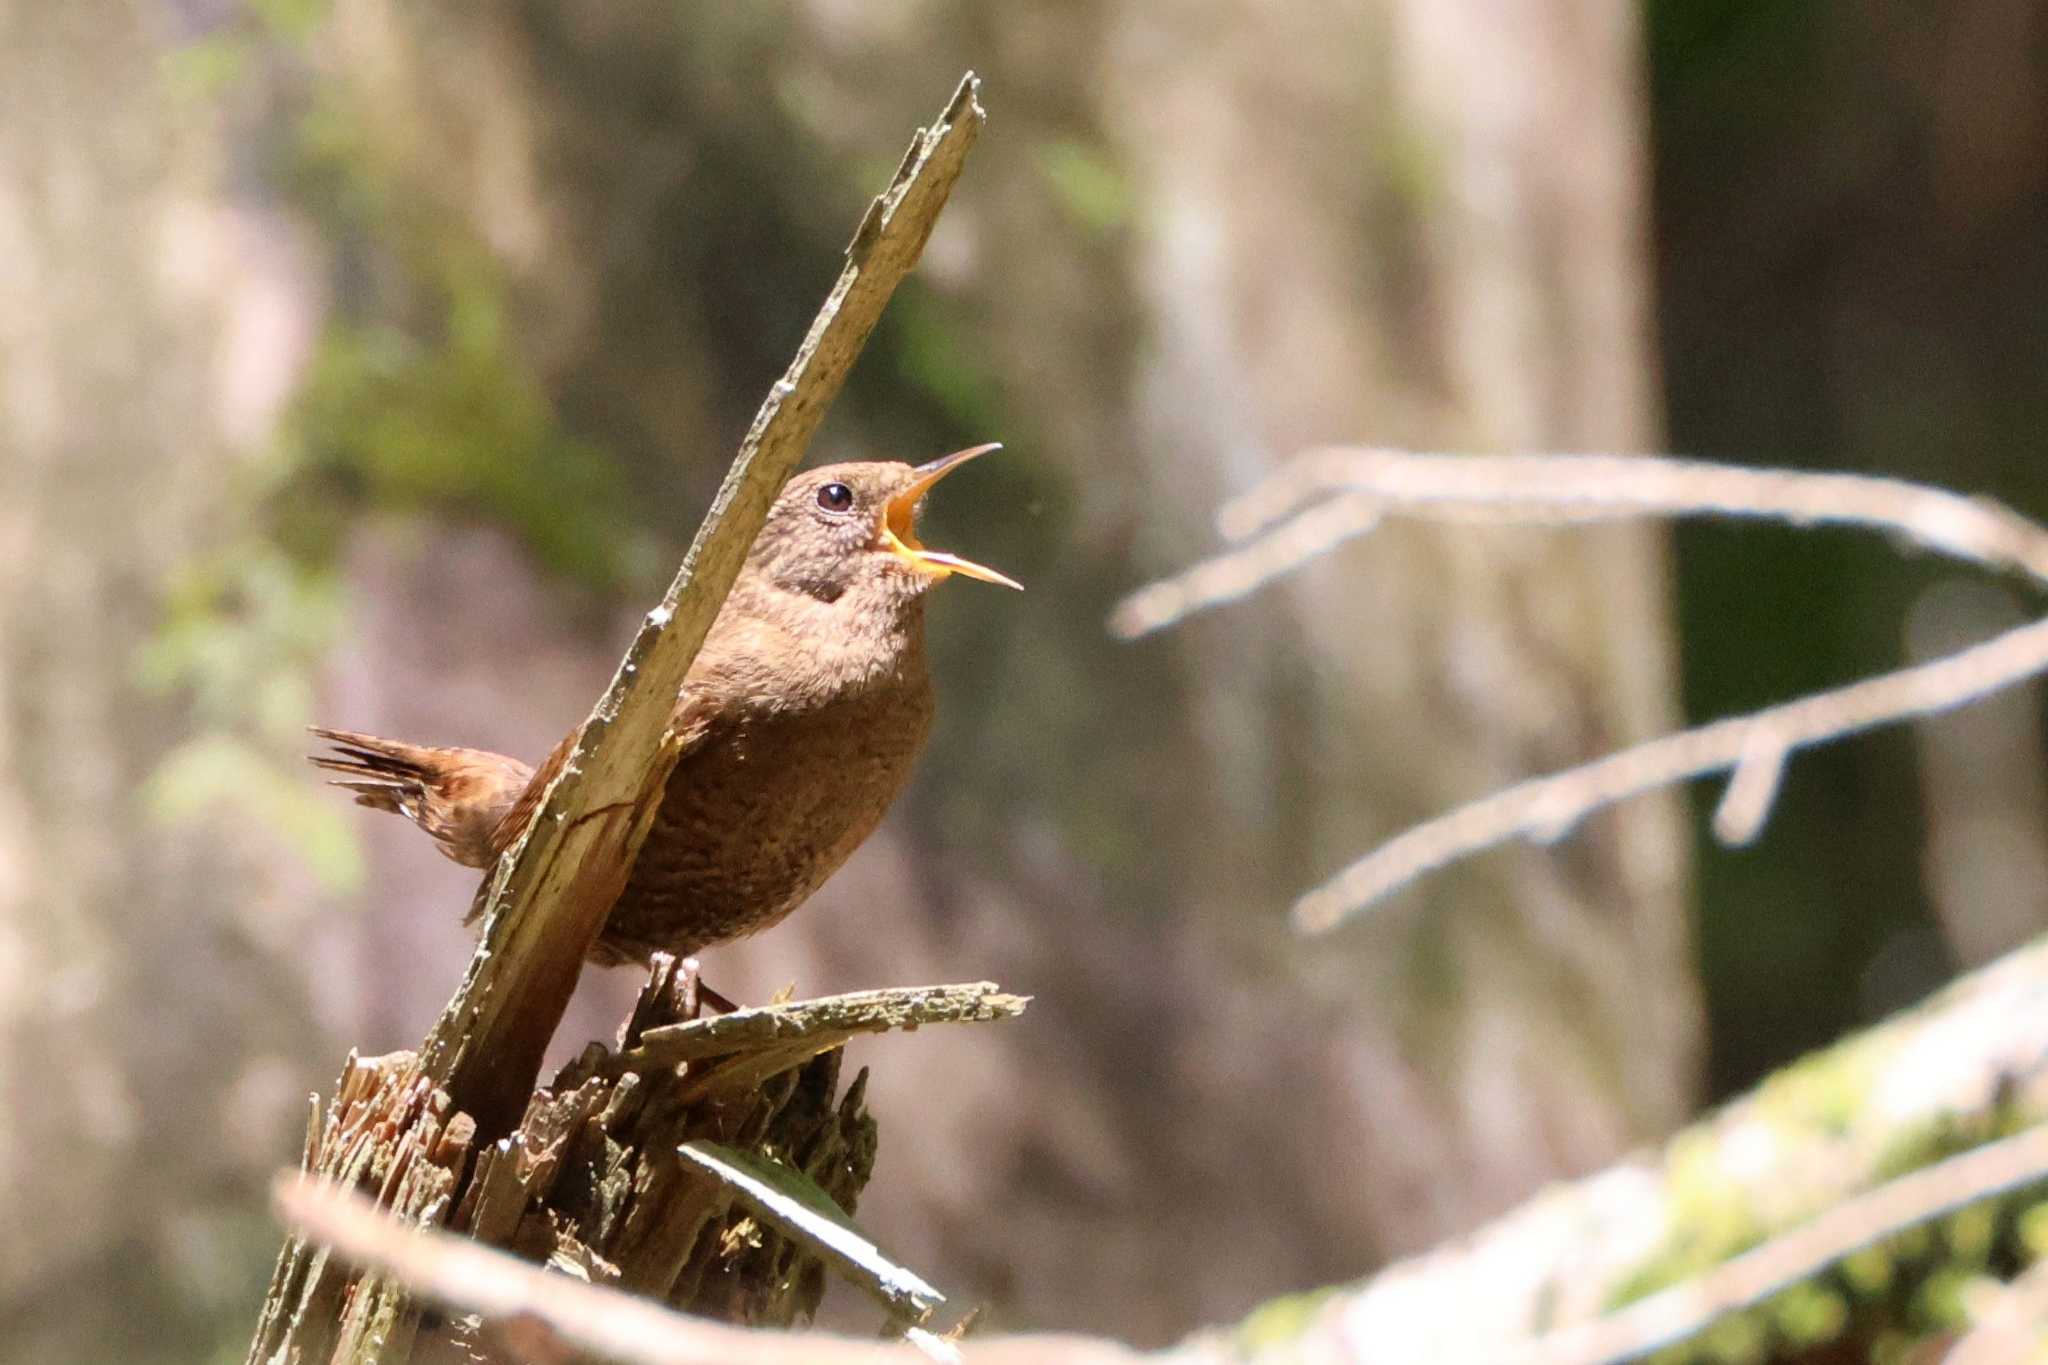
745,444,1021,608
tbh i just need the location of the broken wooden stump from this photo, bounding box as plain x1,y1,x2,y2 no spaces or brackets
250,961,1026,1363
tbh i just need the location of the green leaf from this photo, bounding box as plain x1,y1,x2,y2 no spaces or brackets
677,1141,944,1321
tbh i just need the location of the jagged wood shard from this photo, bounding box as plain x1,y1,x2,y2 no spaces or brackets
625,981,1029,1070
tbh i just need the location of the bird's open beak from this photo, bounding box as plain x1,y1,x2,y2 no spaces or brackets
880,442,1023,590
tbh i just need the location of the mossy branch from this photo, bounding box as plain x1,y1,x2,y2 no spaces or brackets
1222,931,2048,1364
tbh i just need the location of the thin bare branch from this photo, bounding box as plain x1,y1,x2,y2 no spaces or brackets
275,1174,927,1365
1104,446,2048,933
1711,728,1789,846
1107,493,1381,639
1294,613,2048,932
1222,448,2048,581
1510,1122,2048,1365
1113,448,2048,639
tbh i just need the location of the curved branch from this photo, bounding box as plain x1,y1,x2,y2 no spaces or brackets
1221,448,2048,583
1111,448,2048,640
1102,446,2048,935
1513,1122,2048,1365
1107,494,1382,640
1295,613,2048,933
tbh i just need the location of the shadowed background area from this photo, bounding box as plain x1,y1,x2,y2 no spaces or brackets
0,3,2043,1361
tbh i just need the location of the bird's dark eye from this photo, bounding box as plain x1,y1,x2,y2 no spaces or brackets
816,482,854,513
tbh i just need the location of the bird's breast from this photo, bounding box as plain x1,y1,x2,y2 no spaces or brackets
595,673,936,962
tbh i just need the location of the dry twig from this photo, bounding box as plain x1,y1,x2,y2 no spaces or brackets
1295,614,2048,933
1216,448,2048,579
622,982,1029,1070
273,1178,1159,1365
1109,447,2048,934
274,1175,923,1365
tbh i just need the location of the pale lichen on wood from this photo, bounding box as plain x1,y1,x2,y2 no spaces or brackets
624,982,1029,1069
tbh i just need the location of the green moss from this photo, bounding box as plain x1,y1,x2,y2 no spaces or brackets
1233,1286,1340,1353
1607,1128,1768,1309
1691,1309,1765,1365
1749,1030,1875,1137
1943,1202,1997,1270
1839,1244,1894,1295
1912,1266,1980,1333
2017,1199,2048,1257
1766,1282,1848,1346
1607,1105,2048,1363
279,82,648,592
1598,1026,2048,1363
1871,1103,2029,1185
887,288,1009,440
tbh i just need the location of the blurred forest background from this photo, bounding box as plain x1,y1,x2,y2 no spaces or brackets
3,2,2045,1362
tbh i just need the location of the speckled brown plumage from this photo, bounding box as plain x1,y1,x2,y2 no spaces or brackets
312,450,1015,967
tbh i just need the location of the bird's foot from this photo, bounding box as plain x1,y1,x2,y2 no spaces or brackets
677,956,739,1017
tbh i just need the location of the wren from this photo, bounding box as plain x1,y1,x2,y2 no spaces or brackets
312,445,1018,966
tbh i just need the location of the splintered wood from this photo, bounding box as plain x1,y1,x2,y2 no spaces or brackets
253,962,1025,1363
251,1053,473,1361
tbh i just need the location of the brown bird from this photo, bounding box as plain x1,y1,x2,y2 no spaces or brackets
311,444,1018,967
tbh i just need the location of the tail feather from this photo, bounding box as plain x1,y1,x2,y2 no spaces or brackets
308,726,536,869
308,728,433,817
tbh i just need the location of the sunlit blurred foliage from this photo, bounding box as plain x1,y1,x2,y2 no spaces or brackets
279,85,653,589
137,545,361,890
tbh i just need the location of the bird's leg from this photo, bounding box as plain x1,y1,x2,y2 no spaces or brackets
677,956,739,1017
677,955,701,1018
